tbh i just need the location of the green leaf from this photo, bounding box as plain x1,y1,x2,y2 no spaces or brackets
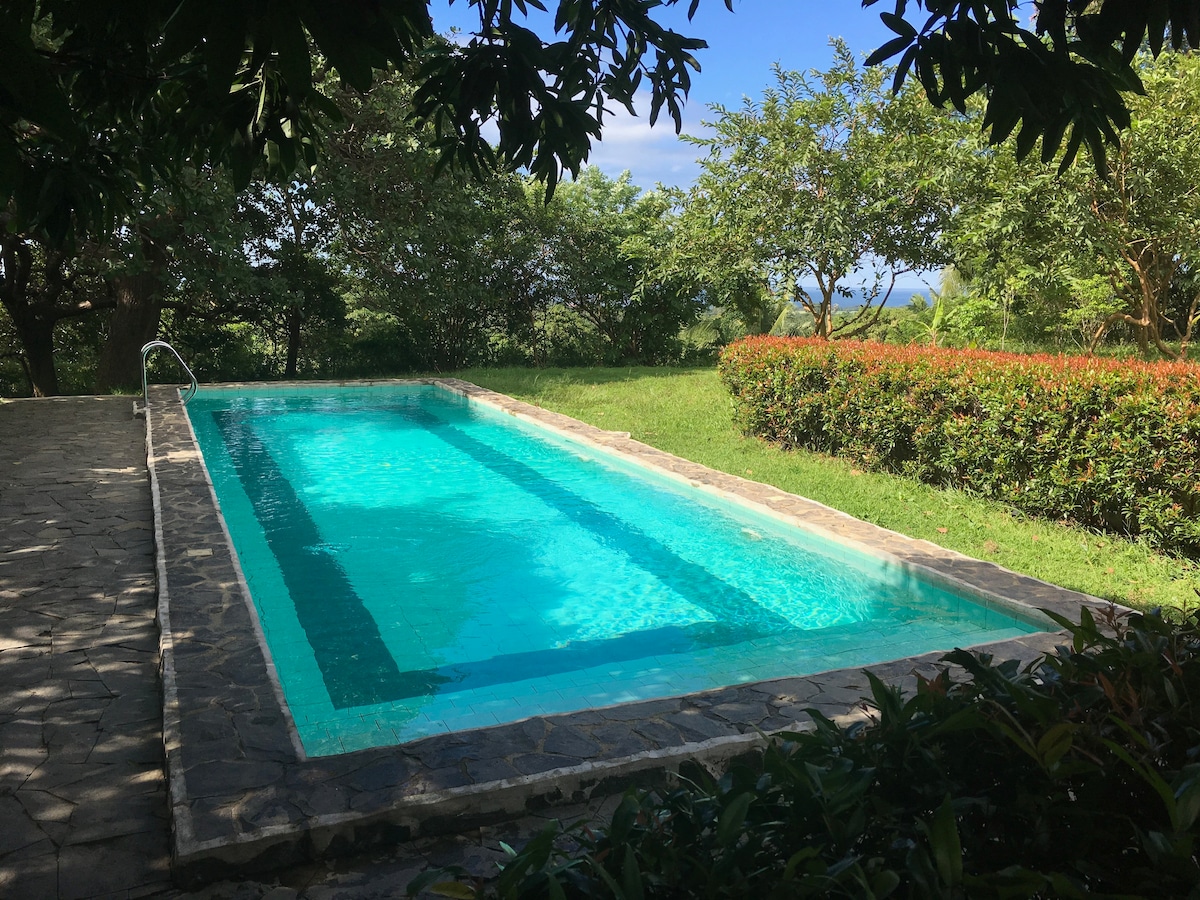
1101,734,1176,818
1173,773,1200,831
405,867,470,897
271,5,314,96
880,11,918,38
716,792,754,848
588,858,627,900
203,3,249,98
1013,120,1040,161
866,35,916,68
871,868,901,897
0,22,80,142
429,882,477,899
781,846,822,880
1035,722,1077,769
620,848,645,900
927,796,963,887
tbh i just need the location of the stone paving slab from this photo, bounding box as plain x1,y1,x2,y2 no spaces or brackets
0,396,171,898
148,380,1111,887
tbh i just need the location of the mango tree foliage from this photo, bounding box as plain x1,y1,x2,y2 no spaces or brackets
863,0,1200,174
235,183,346,379
0,0,717,391
0,235,111,396
671,43,957,339
0,172,239,396
150,176,302,382
12,0,1190,244
0,0,720,245
300,72,540,373
936,125,1106,350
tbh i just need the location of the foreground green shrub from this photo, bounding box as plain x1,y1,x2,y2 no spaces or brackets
421,607,1200,898
717,337,1200,556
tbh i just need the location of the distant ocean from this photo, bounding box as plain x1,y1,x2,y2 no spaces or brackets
798,285,931,309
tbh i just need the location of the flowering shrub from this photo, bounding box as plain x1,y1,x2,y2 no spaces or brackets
718,337,1200,556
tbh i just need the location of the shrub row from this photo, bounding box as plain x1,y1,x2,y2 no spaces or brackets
718,337,1200,556
426,607,1200,897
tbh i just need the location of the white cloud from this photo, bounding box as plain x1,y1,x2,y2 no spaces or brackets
582,93,714,191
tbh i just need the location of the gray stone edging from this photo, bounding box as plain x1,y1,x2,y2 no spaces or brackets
145,378,1110,886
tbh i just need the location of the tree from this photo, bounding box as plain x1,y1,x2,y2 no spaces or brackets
533,168,699,364
1,1,724,392
944,52,1200,359
1,0,722,243
671,43,956,340
312,70,541,373
1082,53,1200,357
93,217,182,394
864,0,1200,172
0,232,111,396
12,0,1195,243
937,126,1097,350
234,182,346,379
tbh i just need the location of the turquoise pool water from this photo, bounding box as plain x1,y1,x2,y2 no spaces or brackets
187,384,1046,756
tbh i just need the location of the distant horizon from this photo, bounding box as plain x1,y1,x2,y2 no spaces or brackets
797,284,937,304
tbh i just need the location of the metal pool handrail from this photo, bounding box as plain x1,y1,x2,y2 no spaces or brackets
140,340,198,412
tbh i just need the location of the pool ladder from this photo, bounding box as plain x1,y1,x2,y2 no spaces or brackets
136,340,198,417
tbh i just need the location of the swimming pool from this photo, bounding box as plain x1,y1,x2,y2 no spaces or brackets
187,383,1047,756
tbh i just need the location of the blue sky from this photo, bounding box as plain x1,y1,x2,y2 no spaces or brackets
430,1,904,190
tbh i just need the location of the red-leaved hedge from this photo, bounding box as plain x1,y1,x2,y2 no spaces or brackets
718,337,1200,556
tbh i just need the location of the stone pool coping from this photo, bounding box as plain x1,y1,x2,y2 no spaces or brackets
146,378,1111,886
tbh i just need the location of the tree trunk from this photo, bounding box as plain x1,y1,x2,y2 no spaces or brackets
1,233,125,395
95,232,169,394
1,236,58,395
284,306,302,378
95,272,164,392
11,314,60,397
808,281,834,338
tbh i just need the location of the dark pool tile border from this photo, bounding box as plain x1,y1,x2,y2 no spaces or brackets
146,380,1113,886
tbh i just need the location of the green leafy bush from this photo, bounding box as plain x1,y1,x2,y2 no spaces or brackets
422,607,1200,898
717,337,1200,556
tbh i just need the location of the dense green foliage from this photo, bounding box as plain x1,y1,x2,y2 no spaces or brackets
8,0,1185,244
153,165,695,381
864,0,1200,175
0,3,715,397
664,50,1200,362
424,606,1200,898
719,338,1200,556
7,38,1200,396
0,63,699,397
936,53,1200,361
1,0,716,242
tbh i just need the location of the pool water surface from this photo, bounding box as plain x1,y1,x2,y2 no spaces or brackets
188,384,1046,756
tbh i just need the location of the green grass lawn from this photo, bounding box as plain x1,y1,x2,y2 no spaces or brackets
456,365,1200,612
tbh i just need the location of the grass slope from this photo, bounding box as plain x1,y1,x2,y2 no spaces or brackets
457,366,1199,612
